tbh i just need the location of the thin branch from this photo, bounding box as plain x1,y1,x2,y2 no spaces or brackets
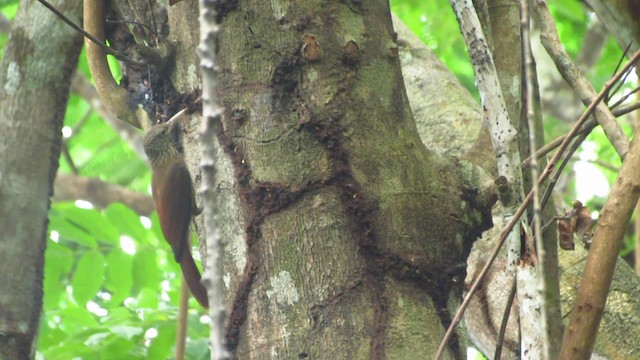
613,101,640,117
198,2,229,359
535,0,629,158
436,49,640,360
585,158,619,173
494,277,517,360
521,95,639,169
558,99,640,359
175,277,189,360
70,72,148,161
36,0,146,66
61,143,79,175
606,42,634,103
539,131,588,225
521,0,552,356
608,85,640,110
438,0,524,355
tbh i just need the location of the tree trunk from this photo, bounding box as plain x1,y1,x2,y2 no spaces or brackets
184,1,495,358
0,0,82,358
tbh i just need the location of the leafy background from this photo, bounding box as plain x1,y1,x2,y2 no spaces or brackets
0,1,635,359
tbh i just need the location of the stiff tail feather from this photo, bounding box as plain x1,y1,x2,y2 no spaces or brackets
179,250,209,308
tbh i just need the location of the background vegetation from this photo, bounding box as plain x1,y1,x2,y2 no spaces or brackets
0,0,634,358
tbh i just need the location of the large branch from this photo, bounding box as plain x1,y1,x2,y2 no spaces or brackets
559,117,640,357
53,173,155,215
535,1,629,158
70,72,148,161
393,9,640,360
82,0,152,130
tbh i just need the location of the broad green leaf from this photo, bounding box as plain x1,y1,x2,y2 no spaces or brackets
91,332,140,360
110,325,143,340
37,324,67,353
141,309,173,323
0,1,18,18
104,203,149,243
147,323,176,360
148,211,164,246
136,287,159,309
57,204,120,245
101,307,132,326
72,250,105,305
43,241,74,308
104,250,133,305
107,54,123,83
132,249,161,291
48,211,97,248
42,341,95,360
55,305,99,331
84,331,111,347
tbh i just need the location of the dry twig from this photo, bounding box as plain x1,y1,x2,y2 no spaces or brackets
436,48,640,360
535,0,629,158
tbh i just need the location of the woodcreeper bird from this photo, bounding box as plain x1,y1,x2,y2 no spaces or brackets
143,116,208,308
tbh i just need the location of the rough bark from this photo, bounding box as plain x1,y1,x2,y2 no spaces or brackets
391,6,640,360
560,243,640,359
190,1,495,358
0,0,82,358
9,0,637,358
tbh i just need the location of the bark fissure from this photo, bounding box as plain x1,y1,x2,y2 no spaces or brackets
210,1,498,357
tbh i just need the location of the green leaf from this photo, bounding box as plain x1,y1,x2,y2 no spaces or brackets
101,307,132,326
56,304,99,333
148,211,164,246
37,323,67,353
107,54,123,83
0,1,18,19
85,331,111,347
147,323,176,360
42,341,95,360
57,204,120,245
43,241,74,308
104,203,149,243
86,331,140,360
136,287,159,309
132,249,161,292
104,250,133,305
49,209,97,248
72,250,105,305
110,325,143,340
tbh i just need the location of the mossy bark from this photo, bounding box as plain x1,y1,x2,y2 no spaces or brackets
170,1,495,358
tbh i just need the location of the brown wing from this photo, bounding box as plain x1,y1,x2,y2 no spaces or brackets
152,159,194,262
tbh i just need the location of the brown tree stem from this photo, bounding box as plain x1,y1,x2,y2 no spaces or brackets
53,173,155,215
558,121,640,359
175,276,189,360
535,0,629,158
82,0,151,130
437,49,640,360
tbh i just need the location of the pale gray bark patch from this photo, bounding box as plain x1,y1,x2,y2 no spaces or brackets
266,271,300,306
